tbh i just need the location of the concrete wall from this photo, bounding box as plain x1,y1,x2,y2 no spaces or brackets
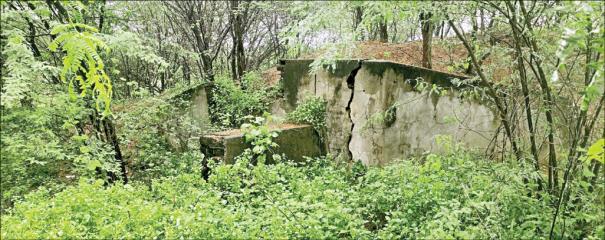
164,83,212,151
188,84,211,129
168,83,212,130
200,124,324,164
276,59,498,165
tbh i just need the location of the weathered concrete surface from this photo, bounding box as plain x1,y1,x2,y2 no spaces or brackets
275,59,498,165
349,62,496,165
167,83,212,129
163,83,212,151
278,60,362,161
200,124,324,164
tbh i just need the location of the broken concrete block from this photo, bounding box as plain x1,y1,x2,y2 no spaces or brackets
274,59,498,165
200,124,324,164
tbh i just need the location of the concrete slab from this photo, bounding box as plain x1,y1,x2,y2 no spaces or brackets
200,124,324,164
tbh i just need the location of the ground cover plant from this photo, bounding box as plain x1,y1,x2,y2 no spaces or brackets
3,147,602,239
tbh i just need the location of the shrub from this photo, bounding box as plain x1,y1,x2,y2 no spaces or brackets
286,96,327,135
2,150,602,239
115,95,204,182
0,93,118,212
209,72,278,128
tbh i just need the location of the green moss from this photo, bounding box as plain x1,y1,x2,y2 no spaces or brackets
279,59,314,107
327,60,363,78
363,61,470,90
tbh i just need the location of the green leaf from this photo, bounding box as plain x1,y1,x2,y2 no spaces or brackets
87,160,102,171
586,138,604,163
79,146,91,154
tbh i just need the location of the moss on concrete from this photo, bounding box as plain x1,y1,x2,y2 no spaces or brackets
279,60,314,107
362,60,469,90
200,124,324,164
327,60,363,78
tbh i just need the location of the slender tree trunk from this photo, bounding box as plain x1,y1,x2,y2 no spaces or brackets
98,0,106,32
102,118,128,184
353,7,364,40
508,10,542,188
548,10,602,239
182,56,191,84
516,2,558,191
420,11,433,69
378,20,388,43
192,22,215,82
448,18,522,162
465,9,479,74
75,66,128,184
229,0,247,81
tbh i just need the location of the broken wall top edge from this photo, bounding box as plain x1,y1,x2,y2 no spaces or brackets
205,123,313,140
278,59,469,80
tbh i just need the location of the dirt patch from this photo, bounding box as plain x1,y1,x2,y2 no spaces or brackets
353,40,469,74
262,67,281,86
261,39,511,86
300,40,469,74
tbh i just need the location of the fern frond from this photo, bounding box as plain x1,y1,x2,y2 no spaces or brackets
49,23,113,116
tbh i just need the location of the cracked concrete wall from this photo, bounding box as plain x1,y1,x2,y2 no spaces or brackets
276,59,498,165
277,60,361,161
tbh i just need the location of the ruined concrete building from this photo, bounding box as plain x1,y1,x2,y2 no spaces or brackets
272,59,497,166
199,59,498,166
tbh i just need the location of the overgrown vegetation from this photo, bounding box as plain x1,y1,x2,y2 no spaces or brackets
1,0,603,238
210,72,278,128
286,96,327,135
2,148,603,239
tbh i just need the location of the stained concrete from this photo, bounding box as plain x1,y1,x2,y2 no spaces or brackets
275,59,498,165
167,83,212,129
164,83,212,152
200,124,324,164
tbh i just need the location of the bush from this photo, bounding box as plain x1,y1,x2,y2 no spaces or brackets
0,93,119,212
115,95,204,182
209,72,278,128
3,150,602,239
286,96,327,135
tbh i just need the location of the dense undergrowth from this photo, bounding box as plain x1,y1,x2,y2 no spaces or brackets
2,147,603,239
210,72,279,128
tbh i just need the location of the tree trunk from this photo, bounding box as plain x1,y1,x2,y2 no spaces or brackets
420,11,433,69
378,20,388,43
515,2,558,191
230,0,247,81
102,117,128,184
353,7,364,40
448,18,523,162
509,11,542,188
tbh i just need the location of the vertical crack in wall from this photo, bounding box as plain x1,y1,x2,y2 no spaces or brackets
314,74,317,95
345,61,363,161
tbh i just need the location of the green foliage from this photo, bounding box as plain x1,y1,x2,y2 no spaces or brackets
0,93,116,212
586,138,604,164
0,31,53,108
2,1,604,239
286,96,327,134
240,115,280,165
3,150,603,239
209,72,277,128
115,95,204,182
49,23,113,115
